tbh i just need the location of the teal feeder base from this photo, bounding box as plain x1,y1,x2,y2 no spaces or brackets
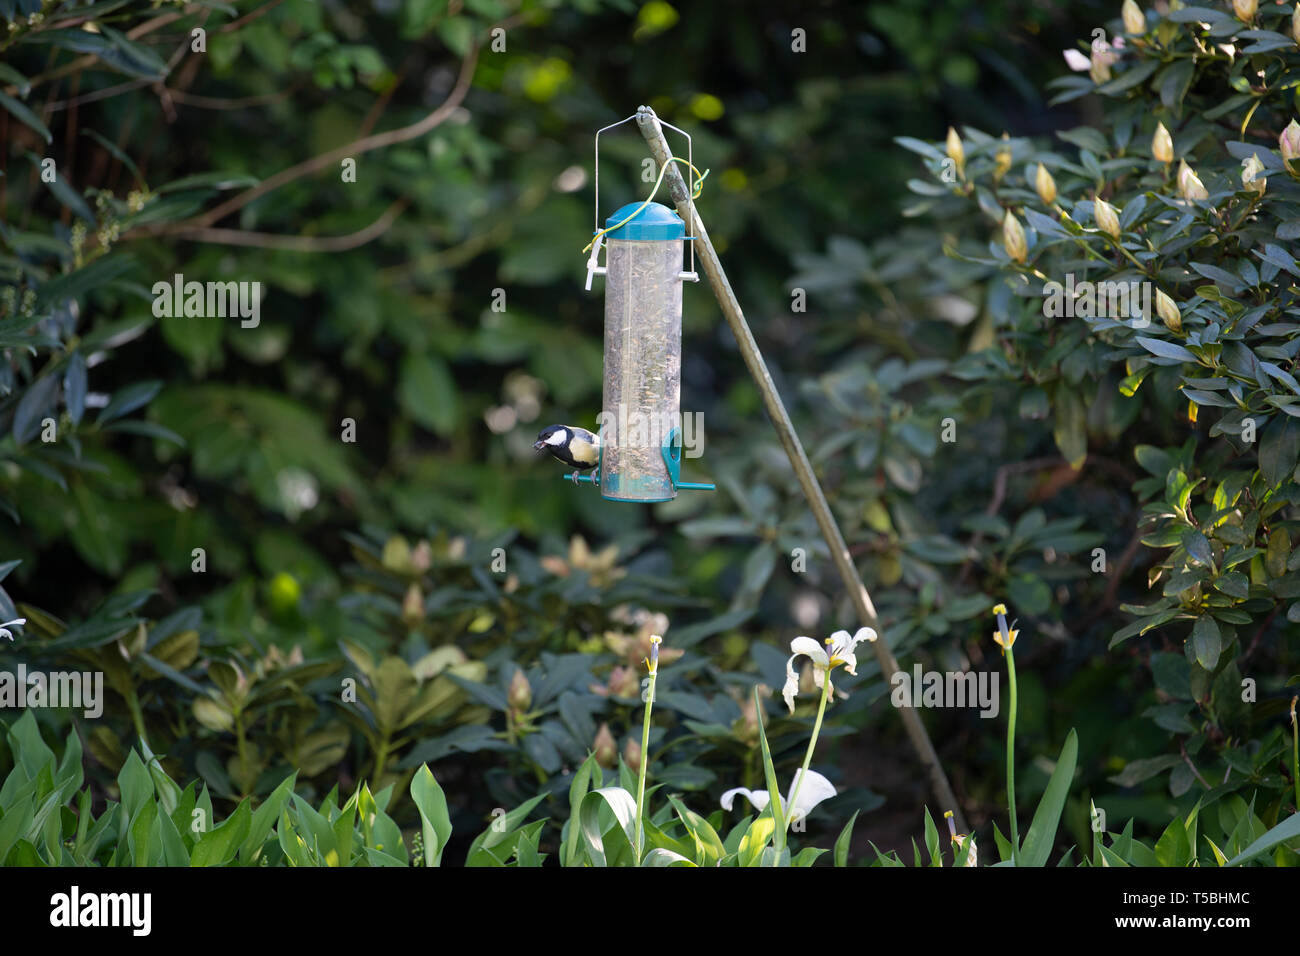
562,427,713,500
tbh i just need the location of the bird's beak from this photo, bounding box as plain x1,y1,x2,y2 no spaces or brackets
533,440,547,451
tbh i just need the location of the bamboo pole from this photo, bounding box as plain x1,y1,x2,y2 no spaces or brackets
634,106,966,831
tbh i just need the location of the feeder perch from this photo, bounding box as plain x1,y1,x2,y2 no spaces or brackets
580,117,714,502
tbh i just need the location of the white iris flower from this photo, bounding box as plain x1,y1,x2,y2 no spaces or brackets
720,769,836,823
781,627,877,713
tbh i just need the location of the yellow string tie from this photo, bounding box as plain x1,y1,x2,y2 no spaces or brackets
582,156,709,255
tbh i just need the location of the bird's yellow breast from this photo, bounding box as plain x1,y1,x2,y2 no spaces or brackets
570,440,600,466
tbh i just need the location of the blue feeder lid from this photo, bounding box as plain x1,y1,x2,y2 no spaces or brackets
604,201,685,241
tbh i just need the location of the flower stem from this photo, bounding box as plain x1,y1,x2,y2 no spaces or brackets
1005,646,1020,866
372,732,391,788
783,672,832,842
633,669,657,863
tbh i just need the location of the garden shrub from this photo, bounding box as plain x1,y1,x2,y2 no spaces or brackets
891,0,1300,831
2,0,1297,865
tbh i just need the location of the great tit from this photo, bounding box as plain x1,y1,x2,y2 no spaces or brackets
534,424,600,480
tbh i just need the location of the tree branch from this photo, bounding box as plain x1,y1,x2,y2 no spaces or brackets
132,43,480,238
137,198,410,252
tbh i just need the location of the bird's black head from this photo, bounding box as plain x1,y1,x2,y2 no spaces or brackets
534,424,567,451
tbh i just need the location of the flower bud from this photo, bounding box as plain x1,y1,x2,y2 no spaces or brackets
945,126,965,178
623,737,642,773
1178,160,1209,201
1156,289,1181,333
1090,45,1113,84
1094,197,1121,238
1281,120,1300,165
1035,163,1057,204
1063,48,1091,71
593,723,617,768
508,668,532,712
1241,154,1266,195
993,136,1013,182
1002,210,1027,263
1152,122,1174,163
735,695,760,745
1293,5,1300,45
410,540,432,573
402,583,424,624
382,535,413,573
1232,0,1256,23
1122,0,1145,35
607,664,640,699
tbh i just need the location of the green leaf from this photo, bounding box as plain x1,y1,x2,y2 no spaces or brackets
1095,58,1159,95
97,380,162,425
1255,243,1300,280
1159,59,1194,109
752,686,786,840
157,171,260,194
563,752,599,867
791,846,827,866
399,352,458,436
190,799,251,866
1167,6,1231,23
1212,571,1249,599
1226,812,1300,866
0,63,30,96
669,608,755,648
1135,336,1198,363
12,375,57,447
63,353,87,426
0,91,50,143
27,153,95,223
1110,608,1178,648
35,255,134,308
1008,574,1052,616
82,129,144,185
734,542,777,606
834,810,859,867
467,792,546,858
1052,383,1087,468
641,847,696,866
577,786,638,867
923,806,942,866
1182,528,1214,568
737,810,776,867
410,764,453,867
1154,814,1193,866
1019,729,1078,867
1259,417,1300,488
1190,616,1222,671
240,772,298,863
128,800,158,867
668,795,725,865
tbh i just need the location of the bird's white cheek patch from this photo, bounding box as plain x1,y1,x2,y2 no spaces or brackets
545,431,567,446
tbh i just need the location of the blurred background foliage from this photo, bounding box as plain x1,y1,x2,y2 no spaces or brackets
8,0,1292,863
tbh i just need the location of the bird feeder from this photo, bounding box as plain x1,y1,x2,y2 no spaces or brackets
578,116,715,502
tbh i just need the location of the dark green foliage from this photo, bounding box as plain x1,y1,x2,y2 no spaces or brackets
3,0,1295,865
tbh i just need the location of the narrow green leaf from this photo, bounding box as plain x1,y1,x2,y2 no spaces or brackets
1019,729,1078,867
834,810,859,867
410,764,452,867
0,91,50,143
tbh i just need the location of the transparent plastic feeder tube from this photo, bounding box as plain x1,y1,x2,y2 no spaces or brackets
600,235,683,502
